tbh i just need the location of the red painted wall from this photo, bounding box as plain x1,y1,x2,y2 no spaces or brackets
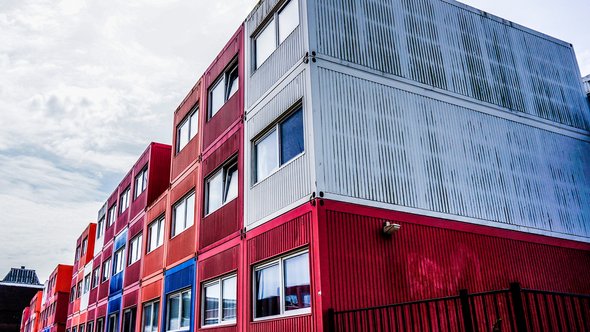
166,171,198,268
142,191,168,280
97,243,113,302
115,171,132,236
124,216,144,288
104,191,119,246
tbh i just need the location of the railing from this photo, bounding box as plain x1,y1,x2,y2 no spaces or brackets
328,283,590,331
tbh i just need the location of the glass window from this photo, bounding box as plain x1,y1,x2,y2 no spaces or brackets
254,107,303,183
253,250,310,319
176,107,199,153
171,192,195,237
70,286,75,302
79,325,85,332
102,258,111,282
82,237,88,255
205,160,238,215
107,205,117,227
84,273,91,294
113,248,125,274
92,268,100,289
97,217,105,239
134,167,148,199
86,321,94,332
278,0,299,43
122,308,136,332
147,216,164,252
108,314,118,332
255,19,276,69
202,275,237,327
128,234,142,265
208,62,239,119
76,281,82,298
142,300,159,332
120,187,130,213
96,318,104,332
166,289,191,331
72,327,77,332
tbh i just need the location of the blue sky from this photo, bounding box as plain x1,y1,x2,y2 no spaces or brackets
0,0,588,281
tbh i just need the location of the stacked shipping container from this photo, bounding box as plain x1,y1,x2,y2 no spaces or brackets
23,0,590,331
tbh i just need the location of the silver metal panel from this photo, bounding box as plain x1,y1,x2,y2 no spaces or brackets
245,71,315,226
583,75,590,96
316,67,590,238
312,0,590,130
245,0,307,109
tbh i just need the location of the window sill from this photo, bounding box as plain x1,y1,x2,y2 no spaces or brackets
200,321,237,329
169,224,195,240
251,152,305,189
252,309,311,323
204,195,238,218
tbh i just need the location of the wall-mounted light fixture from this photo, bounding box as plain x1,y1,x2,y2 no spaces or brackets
383,221,401,235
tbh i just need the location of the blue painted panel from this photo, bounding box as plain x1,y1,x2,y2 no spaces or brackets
161,259,196,332
114,229,127,250
109,271,124,295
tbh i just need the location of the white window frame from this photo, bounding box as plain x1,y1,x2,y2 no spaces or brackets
134,166,148,199
253,106,304,184
142,299,160,332
102,258,111,282
204,159,238,216
97,216,105,239
81,237,88,255
96,317,104,332
108,313,118,332
86,321,94,332
208,61,239,120
176,107,199,153
120,187,130,213
113,247,125,275
253,0,300,70
252,249,311,321
147,216,165,253
166,288,191,332
122,308,136,332
171,191,195,238
201,274,237,327
107,204,117,227
128,234,142,265
91,267,100,289
83,273,91,294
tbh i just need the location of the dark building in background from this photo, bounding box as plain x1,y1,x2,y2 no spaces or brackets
0,267,43,332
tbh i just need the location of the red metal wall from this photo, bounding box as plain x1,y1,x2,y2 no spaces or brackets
318,200,590,314
124,216,144,288
104,191,119,246
97,242,113,302
115,171,132,235
166,172,198,268
171,80,202,183
147,143,172,206
142,191,168,279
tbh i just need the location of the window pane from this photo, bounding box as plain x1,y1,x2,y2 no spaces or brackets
255,20,276,68
189,110,198,139
177,121,189,152
222,277,237,321
206,171,223,214
226,68,238,100
172,200,185,237
255,263,281,318
152,302,159,332
168,295,180,330
148,222,157,252
209,78,225,118
283,252,311,311
203,282,220,326
280,108,304,164
185,193,195,229
255,129,278,182
278,0,299,43
142,303,152,332
157,219,164,247
224,165,238,203
181,291,191,327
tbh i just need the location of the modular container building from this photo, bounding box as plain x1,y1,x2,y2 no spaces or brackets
39,265,73,332
21,291,43,332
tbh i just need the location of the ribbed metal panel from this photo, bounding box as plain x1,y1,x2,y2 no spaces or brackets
317,68,590,238
324,208,590,312
312,0,590,130
246,0,306,108
199,245,239,282
245,72,314,226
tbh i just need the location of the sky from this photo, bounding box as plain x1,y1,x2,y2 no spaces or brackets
0,0,588,282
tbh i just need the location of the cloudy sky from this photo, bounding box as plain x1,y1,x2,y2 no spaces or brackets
1,0,588,282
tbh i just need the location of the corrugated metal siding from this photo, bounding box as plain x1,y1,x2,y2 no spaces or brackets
317,68,590,238
312,0,590,130
246,72,314,226
324,208,590,312
140,278,162,302
246,0,306,108
122,289,138,309
249,316,314,332
199,246,239,282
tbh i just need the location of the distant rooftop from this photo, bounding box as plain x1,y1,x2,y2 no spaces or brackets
0,266,42,286
583,74,590,96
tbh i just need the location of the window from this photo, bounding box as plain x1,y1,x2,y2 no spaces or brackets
75,245,81,262
108,314,118,332
120,187,130,213
202,274,237,326
142,300,159,332
166,289,191,332
96,318,104,332
147,216,164,253
253,0,299,69
86,321,94,332
122,308,136,332
253,250,310,319
84,273,91,294
254,107,304,183
76,281,83,298
102,258,111,282
205,160,238,215
70,286,76,302
81,237,88,255
113,248,125,275
92,267,100,289
72,327,77,332
208,62,238,119
134,167,148,199
128,234,142,265
171,192,195,237
97,217,105,239
79,325,85,332
107,205,117,227
176,108,199,153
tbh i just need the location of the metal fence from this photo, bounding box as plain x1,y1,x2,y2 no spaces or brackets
328,283,590,331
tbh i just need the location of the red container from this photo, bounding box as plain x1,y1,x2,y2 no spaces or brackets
166,172,197,269
142,191,168,280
